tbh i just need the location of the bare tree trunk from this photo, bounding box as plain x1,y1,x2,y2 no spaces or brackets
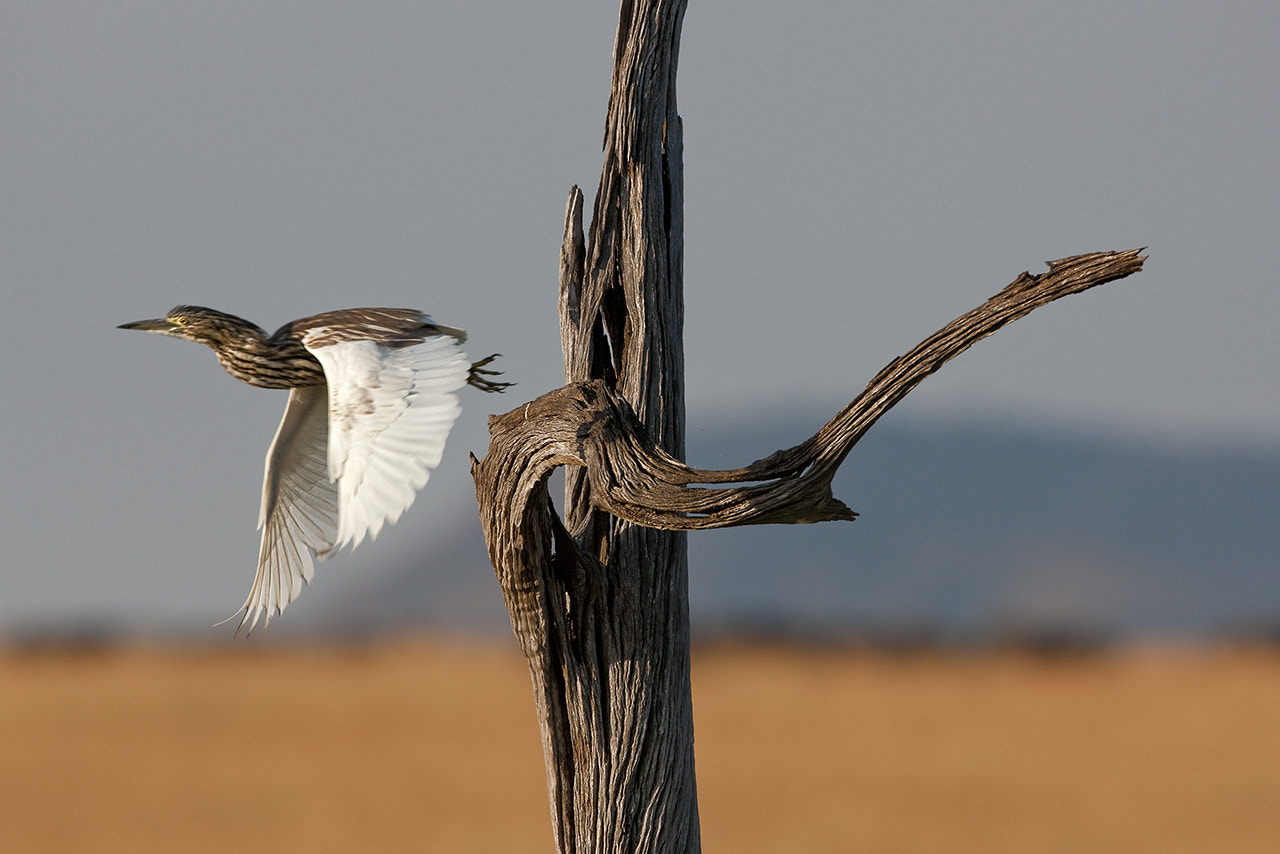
475,2,698,852
470,2,1144,852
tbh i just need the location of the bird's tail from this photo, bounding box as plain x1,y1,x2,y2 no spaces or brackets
425,321,468,343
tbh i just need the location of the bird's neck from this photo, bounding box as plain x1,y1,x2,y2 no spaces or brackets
211,327,326,390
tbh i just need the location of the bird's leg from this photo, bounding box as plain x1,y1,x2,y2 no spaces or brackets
467,354,514,393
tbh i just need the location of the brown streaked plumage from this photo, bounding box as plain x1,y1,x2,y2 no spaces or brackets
119,305,510,631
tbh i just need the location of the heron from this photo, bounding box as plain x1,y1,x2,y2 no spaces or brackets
119,305,510,632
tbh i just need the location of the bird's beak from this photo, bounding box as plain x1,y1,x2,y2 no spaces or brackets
118,318,176,334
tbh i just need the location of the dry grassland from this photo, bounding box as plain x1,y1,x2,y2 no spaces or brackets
3,640,1279,852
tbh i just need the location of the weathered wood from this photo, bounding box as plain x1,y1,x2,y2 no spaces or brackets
481,247,1146,527
474,241,1144,850
476,2,697,852
470,2,1145,852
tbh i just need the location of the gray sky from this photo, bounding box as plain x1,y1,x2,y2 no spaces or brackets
2,2,1276,631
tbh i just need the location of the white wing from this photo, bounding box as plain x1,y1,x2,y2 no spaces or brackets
306,332,471,554
231,385,340,633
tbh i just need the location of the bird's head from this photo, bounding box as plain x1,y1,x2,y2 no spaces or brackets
118,306,266,349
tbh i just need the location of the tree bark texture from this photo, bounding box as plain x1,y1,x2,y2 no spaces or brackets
470,3,1145,852
476,249,1145,854
474,2,698,853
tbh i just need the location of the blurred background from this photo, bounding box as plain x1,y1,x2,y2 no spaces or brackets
4,3,1279,852
3,0,1275,645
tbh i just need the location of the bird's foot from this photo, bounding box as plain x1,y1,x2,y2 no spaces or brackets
467,354,515,393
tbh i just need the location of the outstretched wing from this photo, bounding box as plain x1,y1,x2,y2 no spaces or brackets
304,327,471,553
232,385,341,633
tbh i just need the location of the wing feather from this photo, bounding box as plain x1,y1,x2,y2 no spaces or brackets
229,385,340,633
305,330,470,554
225,321,471,633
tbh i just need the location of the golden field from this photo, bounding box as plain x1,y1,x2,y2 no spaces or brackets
3,639,1280,852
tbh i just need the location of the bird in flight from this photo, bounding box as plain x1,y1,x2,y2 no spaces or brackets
119,306,510,633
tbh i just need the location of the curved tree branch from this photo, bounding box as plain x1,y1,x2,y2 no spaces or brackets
479,248,1146,534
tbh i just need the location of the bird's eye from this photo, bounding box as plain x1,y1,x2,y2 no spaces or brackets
172,316,188,326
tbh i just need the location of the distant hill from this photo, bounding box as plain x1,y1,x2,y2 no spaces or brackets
319,412,1280,642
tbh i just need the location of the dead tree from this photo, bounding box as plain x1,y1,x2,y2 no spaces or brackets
471,2,1145,851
